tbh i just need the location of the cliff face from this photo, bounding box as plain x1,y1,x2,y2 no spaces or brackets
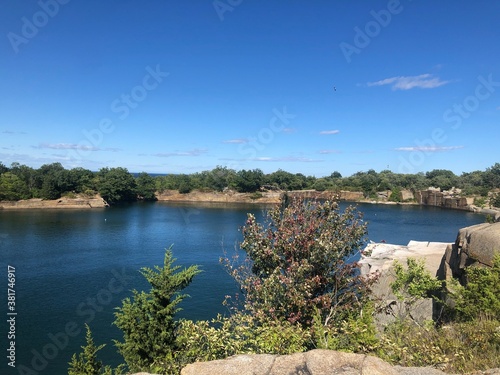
438,222,500,284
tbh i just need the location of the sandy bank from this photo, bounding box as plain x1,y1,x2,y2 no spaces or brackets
0,195,109,210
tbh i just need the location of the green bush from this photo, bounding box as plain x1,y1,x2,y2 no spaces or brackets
311,303,378,353
451,255,500,322
113,248,200,373
68,324,122,375
225,196,376,330
378,317,500,373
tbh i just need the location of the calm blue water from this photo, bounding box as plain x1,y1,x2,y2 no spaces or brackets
0,202,485,374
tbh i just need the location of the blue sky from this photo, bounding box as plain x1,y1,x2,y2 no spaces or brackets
1,0,499,177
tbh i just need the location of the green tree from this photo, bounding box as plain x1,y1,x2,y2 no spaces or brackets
10,163,39,197
425,169,457,190
38,162,69,199
233,169,264,192
113,248,200,373
96,168,137,203
0,162,9,174
226,195,376,329
136,172,157,200
483,163,500,189
0,172,29,200
68,324,115,375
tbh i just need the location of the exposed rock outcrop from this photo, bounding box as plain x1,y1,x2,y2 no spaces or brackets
360,241,450,328
180,349,416,375
438,222,500,284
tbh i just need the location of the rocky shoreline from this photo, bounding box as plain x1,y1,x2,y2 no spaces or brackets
1,190,499,220
0,195,109,210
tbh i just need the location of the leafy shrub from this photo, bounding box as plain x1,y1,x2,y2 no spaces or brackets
451,255,500,322
390,258,442,321
224,195,377,329
378,317,500,373
311,303,378,353
490,193,500,208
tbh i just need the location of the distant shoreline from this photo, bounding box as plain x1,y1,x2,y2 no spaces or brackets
1,190,498,219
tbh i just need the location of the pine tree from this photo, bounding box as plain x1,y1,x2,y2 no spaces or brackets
113,248,200,372
68,324,105,375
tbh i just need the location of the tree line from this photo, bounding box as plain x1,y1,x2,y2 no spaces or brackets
1,161,499,204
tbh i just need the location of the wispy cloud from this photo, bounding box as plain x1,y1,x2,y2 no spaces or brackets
34,143,120,152
367,74,451,90
153,148,208,157
319,130,340,135
319,149,341,154
395,145,464,152
222,138,248,144
252,156,323,163
2,130,27,134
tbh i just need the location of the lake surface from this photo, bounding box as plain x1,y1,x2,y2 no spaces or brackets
0,202,485,374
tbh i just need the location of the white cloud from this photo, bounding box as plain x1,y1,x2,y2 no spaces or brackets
35,143,120,152
2,130,27,135
367,74,451,90
252,156,323,163
153,148,208,157
319,149,341,154
222,138,248,144
319,130,340,135
395,146,463,152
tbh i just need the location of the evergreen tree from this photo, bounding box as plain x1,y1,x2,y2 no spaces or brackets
113,248,200,373
68,325,108,375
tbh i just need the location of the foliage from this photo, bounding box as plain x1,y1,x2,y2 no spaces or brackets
96,167,137,203
225,195,377,330
135,172,157,200
68,324,119,375
451,255,500,322
157,313,310,373
388,187,401,202
490,193,500,208
0,172,29,200
378,317,500,373
2,161,500,202
311,303,378,353
113,248,200,373
390,258,442,322
474,196,487,208
234,169,264,192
